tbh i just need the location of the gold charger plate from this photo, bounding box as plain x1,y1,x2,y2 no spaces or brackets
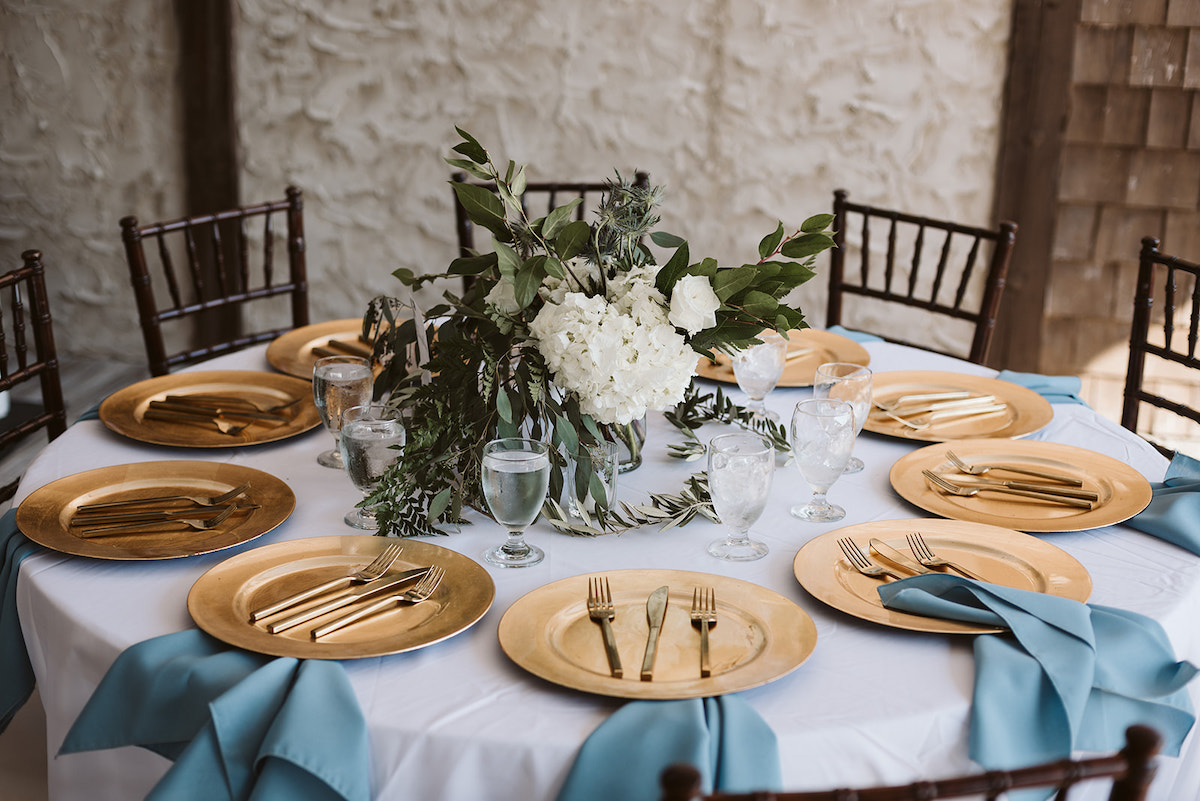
890,439,1154,533
15,461,294,560
99,370,320,448
498,569,817,700
695,329,870,388
188,536,494,660
793,518,1092,634
266,318,374,379
864,371,1053,442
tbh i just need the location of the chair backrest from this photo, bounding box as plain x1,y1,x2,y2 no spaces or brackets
1121,236,1200,457
120,186,309,376
827,189,1018,364
660,725,1161,801
451,171,650,291
0,250,67,502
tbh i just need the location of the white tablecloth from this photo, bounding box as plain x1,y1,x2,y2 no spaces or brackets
13,342,1200,800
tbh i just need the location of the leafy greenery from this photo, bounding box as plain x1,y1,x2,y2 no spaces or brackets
361,127,834,538
663,381,791,462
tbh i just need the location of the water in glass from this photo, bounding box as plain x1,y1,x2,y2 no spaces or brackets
481,438,551,568
706,432,774,561
339,404,405,529
732,333,788,422
812,362,872,474
313,356,373,468
790,397,855,522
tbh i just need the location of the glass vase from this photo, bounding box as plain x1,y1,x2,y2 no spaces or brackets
602,414,647,473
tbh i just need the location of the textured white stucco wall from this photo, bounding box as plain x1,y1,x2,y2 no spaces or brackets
0,1,184,359
1,0,1012,361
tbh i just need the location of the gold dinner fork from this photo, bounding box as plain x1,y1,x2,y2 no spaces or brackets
310,565,445,639
689,587,717,678
923,470,1093,509
143,407,249,436
944,449,1082,486
586,577,623,678
77,503,247,537
249,542,404,622
76,481,252,512
837,537,906,581
905,532,988,581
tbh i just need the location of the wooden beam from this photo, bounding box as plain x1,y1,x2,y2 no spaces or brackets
990,0,1082,370
173,0,240,342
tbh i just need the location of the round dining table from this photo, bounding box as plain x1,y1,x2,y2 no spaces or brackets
11,339,1200,801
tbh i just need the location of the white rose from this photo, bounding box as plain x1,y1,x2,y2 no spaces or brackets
668,275,720,334
485,278,521,315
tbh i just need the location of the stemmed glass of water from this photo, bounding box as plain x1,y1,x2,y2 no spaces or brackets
338,404,405,529
480,438,551,568
812,362,872,474
706,432,775,561
312,355,373,469
789,398,856,522
732,333,788,422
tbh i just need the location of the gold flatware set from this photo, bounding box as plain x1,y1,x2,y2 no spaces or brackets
586,579,717,680
874,392,1008,430
921,449,1096,509
143,393,305,436
839,533,988,583
310,336,374,360
69,482,257,537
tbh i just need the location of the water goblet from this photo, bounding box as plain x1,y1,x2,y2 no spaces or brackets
565,441,620,520
812,362,872,474
481,438,551,568
732,333,788,422
789,397,855,522
338,404,406,529
706,432,775,561
312,355,373,469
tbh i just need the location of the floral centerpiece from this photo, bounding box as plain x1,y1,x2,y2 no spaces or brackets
363,128,835,538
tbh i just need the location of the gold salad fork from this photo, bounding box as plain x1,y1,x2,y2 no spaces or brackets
923,470,1093,509
944,449,1082,486
690,587,717,678
837,537,906,580
77,481,252,512
586,577,623,678
76,503,248,537
905,532,988,581
249,542,404,622
310,565,445,639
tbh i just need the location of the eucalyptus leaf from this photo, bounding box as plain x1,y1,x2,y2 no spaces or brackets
650,231,686,248
653,242,691,295
494,240,521,279
554,219,591,260
428,487,453,521
445,159,493,181
543,198,584,239
451,182,508,239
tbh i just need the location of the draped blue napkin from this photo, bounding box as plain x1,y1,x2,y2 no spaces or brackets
879,574,1196,775
826,325,883,343
996,370,1088,406
0,509,41,734
1125,451,1200,556
60,629,370,801
555,696,779,801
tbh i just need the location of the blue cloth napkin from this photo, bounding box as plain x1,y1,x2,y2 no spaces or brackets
996,370,1089,406
879,574,1196,774
1125,451,1200,556
555,696,779,801
0,509,42,734
60,629,370,801
826,324,883,343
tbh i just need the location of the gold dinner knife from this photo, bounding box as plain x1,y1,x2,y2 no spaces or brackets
640,585,669,681
265,567,430,634
868,539,934,576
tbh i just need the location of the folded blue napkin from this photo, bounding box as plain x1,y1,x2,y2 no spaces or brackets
60,629,370,801
879,574,1196,775
0,509,41,734
996,370,1088,406
826,324,883,343
555,696,779,801
1125,451,1200,556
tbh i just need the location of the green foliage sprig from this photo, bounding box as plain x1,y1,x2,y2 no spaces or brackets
663,381,791,461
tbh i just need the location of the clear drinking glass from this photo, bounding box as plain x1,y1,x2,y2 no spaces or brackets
565,441,620,519
732,332,788,422
481,438,552,568
812,362,872,474
706,432,775,561
312,355,373,469
789,398,855,522
338,404,406,529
